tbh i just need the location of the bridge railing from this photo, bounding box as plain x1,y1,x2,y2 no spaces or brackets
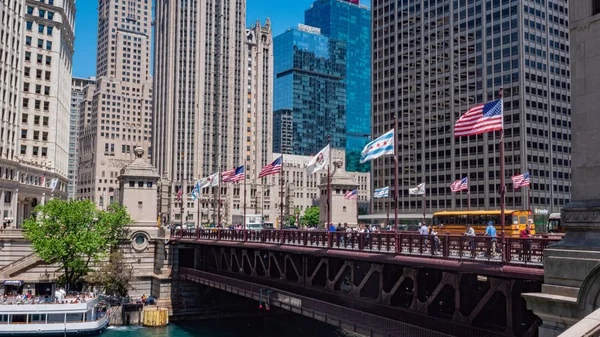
175,228,560,266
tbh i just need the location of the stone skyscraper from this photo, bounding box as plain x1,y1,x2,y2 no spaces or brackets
78,0,153,208
154,1,274,225
371,0,572,215
69,76,96,200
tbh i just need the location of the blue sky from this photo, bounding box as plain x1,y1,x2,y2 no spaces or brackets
73,0,370,78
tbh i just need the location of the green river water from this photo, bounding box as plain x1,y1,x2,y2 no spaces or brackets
101,316,357,337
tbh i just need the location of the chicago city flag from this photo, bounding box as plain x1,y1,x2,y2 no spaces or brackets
306,144,330,175
373,187,389,198
360,129,394,163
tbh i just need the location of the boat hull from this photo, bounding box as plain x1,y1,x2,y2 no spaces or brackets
0,317,109,336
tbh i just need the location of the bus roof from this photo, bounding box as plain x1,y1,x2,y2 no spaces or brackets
433,210,522,216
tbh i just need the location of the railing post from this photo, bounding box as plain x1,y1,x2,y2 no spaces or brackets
217,229,221,241
328,232,333,248
303,231,308,246
443,234,449,258
280,230,285,245
243,230,248,242
395,232,400,254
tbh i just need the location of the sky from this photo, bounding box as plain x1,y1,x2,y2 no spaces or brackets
72,0,370,78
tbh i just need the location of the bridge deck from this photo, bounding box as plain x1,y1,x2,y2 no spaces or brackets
173,229,560,278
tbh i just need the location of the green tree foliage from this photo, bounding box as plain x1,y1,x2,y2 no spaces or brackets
86,250,134,297
23,199,132,290
301,206,320,227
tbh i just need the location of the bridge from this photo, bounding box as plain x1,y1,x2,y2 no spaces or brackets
171,229,561,337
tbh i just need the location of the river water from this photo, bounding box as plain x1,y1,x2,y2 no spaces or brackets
102,316,358,337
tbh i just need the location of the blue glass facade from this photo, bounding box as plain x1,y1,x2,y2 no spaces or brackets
305,0,371,172
273,26,347,156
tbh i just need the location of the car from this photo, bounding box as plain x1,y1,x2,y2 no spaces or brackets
247,224,264,230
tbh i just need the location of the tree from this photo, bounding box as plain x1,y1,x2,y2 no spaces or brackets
86,250,134,297
23,199,132,291
301,206,320,227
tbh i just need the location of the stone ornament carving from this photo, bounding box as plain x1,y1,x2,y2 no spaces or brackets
332,159,343,175
134,147,145,158
564,211,600,222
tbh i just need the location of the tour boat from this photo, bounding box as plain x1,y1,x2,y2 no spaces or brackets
0,296,109,336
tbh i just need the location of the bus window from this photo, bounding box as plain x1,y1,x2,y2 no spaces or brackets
519,216,527,226
512,216,518,225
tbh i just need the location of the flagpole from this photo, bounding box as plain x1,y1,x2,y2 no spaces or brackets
327,135,332,228
393,115,399,240
356,189,359,227
244,164,247,230
280,155,284,230
422,178,426,225
467,178,471,211
217,169,221,227
498,87,506,262
387,194,390,228
196,192,200,232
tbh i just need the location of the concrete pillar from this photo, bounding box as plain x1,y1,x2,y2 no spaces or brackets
11,189,18,228
523,6,600,336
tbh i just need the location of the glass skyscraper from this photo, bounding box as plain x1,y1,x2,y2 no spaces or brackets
273,24,347,156
305,0,371,172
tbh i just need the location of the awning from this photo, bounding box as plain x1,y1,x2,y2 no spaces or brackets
3,280,23,286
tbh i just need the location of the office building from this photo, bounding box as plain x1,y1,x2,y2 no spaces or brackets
154,1,276,225
371,0,571,215
305,0,371,172
78,0,153,208
263,149,370,225
69,76,96,200
7,0,75,226
0,0,26,226
273,24,347,157
232,20,274,222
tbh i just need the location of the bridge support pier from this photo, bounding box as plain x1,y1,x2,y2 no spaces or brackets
523,202,600,337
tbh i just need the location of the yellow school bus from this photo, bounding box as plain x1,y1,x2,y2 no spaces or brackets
432,210,534,237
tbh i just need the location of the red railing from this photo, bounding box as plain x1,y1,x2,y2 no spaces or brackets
174,229,560,267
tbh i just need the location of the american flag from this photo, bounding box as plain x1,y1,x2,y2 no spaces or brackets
450,177,469,192
454,99,503,137
344,189,358,200
40,172,46,186
176,186,183,201
221,167,236,182
258,156,282,179
223,165,245,183
512,172,531,190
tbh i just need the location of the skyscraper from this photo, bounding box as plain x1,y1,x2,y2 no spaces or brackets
273,24,347,156
0,0,26,225
69,76,96,200
154,1,274,225
371,0,571,214
78,0,153,208
239,21,274,218
20,0,75,182
305,0,371,173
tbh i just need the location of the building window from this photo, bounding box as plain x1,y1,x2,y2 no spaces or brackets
594,0,600,15
41,147,47,157
22,114,28,123
32,147,39,156
25,36,32,46
20,146,26,155
26,21,32,31
25,52,31,62
47,12,54,20
21,130,27,139
47,26,53,35
46,41,52,50
39,9,45,18
42,116,49,126
45,56,52,65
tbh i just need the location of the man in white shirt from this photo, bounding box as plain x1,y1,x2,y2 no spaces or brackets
419,223,428,235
